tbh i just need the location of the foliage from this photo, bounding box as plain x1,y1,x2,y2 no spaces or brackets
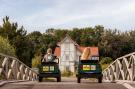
32,54,41,68
14,36,34,66
54,29,68,41
0,36,15,56
0,16,32,67
0,16,26,43
61,71,74,77
100,57,113,70
40,34,57,54
101,64,110,70
100,57,113,64
27,31,42,56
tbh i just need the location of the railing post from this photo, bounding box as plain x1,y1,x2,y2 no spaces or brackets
29,70,32,80
20,64,24,80
25,68,29,80
116,61,119,80
3,57,9,79
132,55,135,81
11,60,17,79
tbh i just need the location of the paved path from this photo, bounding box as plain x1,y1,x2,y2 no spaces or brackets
0,78,130,89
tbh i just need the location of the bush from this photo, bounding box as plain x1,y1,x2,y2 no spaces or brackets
100,57,113,64
32,55,41,68
0,36,15,56
61,71,74,77
100,57,113,70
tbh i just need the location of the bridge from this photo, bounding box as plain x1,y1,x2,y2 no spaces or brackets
1,52,135,89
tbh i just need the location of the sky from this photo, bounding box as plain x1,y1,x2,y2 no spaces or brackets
0,0,135,33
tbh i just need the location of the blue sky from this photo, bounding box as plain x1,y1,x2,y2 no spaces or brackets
0,0,135,33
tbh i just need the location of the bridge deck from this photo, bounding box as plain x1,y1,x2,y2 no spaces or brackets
0,77,130,89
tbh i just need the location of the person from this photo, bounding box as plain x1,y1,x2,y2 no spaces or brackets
42,48,55,62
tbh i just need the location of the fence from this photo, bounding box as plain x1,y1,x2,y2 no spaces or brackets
103,52,135,82
0,53,38,80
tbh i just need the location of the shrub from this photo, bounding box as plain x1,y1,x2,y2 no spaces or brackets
0,36,15,56
100,57,113,70
100,57,113,64
32,55,41,68
61,71,74,77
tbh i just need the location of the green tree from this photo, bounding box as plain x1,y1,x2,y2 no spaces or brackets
0,36,15,56
27,31,42,55
68,28,82,44
40,34,57,54
0,16,33,66
0,16,26,44
54,29,68,41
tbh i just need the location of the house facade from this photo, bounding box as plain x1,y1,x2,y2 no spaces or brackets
54,35,99,73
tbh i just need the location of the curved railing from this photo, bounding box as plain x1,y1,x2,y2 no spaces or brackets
103,52,135,82
0,53,38,80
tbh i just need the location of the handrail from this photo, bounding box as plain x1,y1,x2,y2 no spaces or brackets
0,53,38,80
103,52,135,82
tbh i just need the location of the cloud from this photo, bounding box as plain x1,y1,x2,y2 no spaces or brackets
0,0,135,32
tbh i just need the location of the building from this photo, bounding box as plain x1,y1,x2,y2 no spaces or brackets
54,35,99,73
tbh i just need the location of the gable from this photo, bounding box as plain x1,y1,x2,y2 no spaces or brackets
64,37,70,43
58,35,78,46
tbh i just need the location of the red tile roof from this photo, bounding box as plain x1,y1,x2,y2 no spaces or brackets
54,46,99,57
54,47,61,57
89,47,99,56
77,46,86,52
77,46,99,56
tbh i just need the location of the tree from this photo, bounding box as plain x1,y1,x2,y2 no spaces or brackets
27,31,42,55
0,36,15,56
54,29,68,41
40,34,57,54
0,16,26,44
0,16,32,66
68,28,82,44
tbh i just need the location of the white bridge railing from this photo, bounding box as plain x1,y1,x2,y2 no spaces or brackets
0,53,38,80
103,52,135,82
